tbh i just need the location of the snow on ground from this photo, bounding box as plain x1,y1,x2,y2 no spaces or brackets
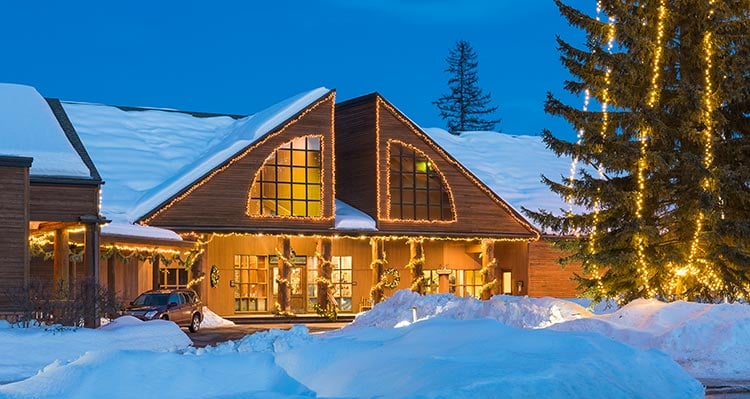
551,298,750,380
0,316,190,384
0,291,720,398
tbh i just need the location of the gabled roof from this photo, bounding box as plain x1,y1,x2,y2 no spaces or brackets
0,83,98,182
374,95,541,238
62,87,332,224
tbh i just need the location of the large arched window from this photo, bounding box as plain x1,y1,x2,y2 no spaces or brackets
247,136,322,217
388,141,454,221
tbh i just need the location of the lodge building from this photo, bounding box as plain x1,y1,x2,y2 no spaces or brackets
0,83,581,319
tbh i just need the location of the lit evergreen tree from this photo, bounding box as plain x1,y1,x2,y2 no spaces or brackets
524,0,750,303
434,40,500,134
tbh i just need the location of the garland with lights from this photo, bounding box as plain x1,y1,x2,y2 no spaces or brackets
405,239,426,294
313,251,337,320
209,265,220,288
479,258,498,298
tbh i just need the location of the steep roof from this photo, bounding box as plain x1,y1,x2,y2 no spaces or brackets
0,83,97,181
422,128,574,218
63,87,332,223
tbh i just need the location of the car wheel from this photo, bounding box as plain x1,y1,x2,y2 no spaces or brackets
160,314,169,320
189,313,201,333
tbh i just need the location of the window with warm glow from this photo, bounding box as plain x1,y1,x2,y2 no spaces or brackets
248,136,322,217
389,143,454,221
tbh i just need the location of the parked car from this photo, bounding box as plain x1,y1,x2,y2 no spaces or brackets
124,288,203,333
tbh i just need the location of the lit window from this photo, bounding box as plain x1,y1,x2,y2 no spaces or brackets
247,136,322,217
389,142,454,221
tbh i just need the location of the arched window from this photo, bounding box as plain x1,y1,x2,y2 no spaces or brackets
388,141,454,221
247,136,322,217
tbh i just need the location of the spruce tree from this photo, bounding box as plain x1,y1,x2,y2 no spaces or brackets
524,0,750,303
434,40,500,134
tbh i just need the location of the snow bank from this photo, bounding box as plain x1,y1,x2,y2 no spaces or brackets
552,298,750,380
0,350,314,399
0,294,713,398
200,306,235,328
0,316,190,384
276,317,702,399
345,290,590,330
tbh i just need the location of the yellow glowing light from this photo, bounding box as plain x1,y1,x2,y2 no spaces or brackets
634,0,669,294
244,134,327,220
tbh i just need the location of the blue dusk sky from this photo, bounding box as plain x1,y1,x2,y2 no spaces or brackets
1,0,590,140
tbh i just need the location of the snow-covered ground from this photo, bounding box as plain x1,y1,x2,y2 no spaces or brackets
5,291,748,398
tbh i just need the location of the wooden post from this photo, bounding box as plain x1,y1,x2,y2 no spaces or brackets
370,238,386,304
53,229,70,295
81,216,101,328
316,238,333,311
277,237,292,315
437,269,451,294
152,255,161,290
408,239,425,294
480,239,497,300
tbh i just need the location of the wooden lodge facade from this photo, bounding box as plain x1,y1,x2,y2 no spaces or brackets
1,83,581,319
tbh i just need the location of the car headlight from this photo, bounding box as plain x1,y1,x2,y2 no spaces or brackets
144,310,158,319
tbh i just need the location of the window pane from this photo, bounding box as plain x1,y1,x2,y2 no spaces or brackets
307,168,321,183
293,200,307,216
277,200,291,215
277,183,291,199
307,136,320,150
292,150,306,166
308,185,321,200
307,152,321,167
292,167,306,182
307,202,321,217
276,149,291,165
262,183,276,198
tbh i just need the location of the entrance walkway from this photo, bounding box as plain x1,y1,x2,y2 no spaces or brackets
190,320,351,347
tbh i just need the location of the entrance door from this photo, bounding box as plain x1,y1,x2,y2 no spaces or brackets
271,255,307,314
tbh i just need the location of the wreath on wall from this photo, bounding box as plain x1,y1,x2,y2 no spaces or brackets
210,265,220,288
381,268,401,289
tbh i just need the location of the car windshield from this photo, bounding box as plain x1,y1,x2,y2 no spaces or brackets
132,293,169,307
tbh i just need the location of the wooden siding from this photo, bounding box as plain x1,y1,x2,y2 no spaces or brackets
202,234,538,316
375,99,536,238
0,165,30,307
528,239,583,298
29,184,99,222
147,95,335,231
334,95,378,218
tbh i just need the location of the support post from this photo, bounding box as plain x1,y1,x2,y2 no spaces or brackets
480,239,497,300
437,269,451,294
276,237,292,315
53,229,70,296
408,239,425,294
370,238,386,305
80,215,102,328
316,238,333,311
152,255,161,290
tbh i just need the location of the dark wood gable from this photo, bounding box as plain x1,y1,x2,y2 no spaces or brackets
338,94,538,239
143,91,336,233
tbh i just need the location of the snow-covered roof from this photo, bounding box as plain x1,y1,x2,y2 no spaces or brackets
0,83,92,179
101,222,184,242
423,128,574,221
335,200,377,231
63,87,331,224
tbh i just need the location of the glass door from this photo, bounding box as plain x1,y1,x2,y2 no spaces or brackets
233,255,268,312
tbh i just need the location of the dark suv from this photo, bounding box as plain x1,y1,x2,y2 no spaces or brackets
124,289,203,333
